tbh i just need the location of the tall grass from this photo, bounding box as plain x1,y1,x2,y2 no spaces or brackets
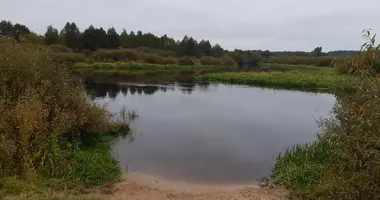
0,37,132,193
272,30,380,200
197,70,355,92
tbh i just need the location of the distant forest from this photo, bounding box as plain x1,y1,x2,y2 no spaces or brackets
0,20,358,58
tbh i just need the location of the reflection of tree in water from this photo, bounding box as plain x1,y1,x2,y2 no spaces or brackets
84,82,116,99
178,82,196,94
108,85,120,100
120,87,128,96
84,81,211,98
136,87,145,95
129,86,137,95
197,82,211,92
143,86,159,95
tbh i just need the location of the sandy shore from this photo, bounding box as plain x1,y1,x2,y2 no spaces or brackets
94,173,289,200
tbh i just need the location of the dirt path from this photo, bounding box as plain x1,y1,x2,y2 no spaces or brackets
97,173,289,200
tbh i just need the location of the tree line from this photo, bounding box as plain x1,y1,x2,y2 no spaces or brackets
1,20,348,68
1,20,341,57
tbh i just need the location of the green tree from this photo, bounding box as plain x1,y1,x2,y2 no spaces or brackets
211,44,224,57
82,25,108,50
44,25,60,45
262,50,271,58
312,46,323,57
198,40,212,56
179,36,198,56
60,22,81,49
128,31,136,48
13,23,30,35
107,27,120,49
0,20,13,36
120,29,129,48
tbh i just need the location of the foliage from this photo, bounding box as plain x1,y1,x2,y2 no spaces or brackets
229,50,263,69
197,69,355,92
0,20,30,40
179,56,195,65
272,30,380,200
91,49,140,62
159,57,178,65
336,29,380,75
272,140,332,194
73,62,218,71
220,56,238,67
268,56,335,67
48,44,73,53
60,22,81,49
47,52,87,64
0,39,130,189
44,25,60,45
106,27,120,49
19,33,44,45
199,56,221,65
140,53,162,64
311,46,323,57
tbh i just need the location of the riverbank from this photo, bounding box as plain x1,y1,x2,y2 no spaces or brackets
72,61,356,91
197,71,355,92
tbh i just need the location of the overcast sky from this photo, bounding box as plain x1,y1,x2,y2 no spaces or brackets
2,0,380,51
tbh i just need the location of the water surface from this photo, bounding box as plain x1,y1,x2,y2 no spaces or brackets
86,82,335,185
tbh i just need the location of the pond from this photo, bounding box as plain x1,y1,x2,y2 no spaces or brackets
85,82,335,185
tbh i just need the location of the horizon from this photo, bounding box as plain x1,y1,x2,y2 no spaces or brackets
2,0,378,52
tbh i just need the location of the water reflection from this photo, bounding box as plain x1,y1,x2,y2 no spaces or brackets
89,82,335,185
85,81,209,100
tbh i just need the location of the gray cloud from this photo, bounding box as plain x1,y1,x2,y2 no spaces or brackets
2,0,380,51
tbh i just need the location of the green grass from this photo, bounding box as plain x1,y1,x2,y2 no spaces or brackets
73,61,224,71
271,140,333,198
0,177,102,200
263,63,330,72
197,70,356,92
0,134,121,200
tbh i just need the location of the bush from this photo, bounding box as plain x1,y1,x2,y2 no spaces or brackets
273,30,380,200
140,53,162,64
159,57,178,65
199,56,221,66
157,50,177,57
315,57,334,67
92,49,140,62
0,39,129,186
220,56,238,67
45,52,87,64
179,56,195,65
48,44,73,53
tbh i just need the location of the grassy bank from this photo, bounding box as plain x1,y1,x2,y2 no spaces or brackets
0,38,133,199
197,70,355,92
272,33,380,200
263,63,330,72
72,61,232,84
73,62,225,71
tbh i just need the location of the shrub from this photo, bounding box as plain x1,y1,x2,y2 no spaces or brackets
91,49,140,62
315,57,335,67
179,56,195,65
199,56,221,66
48,44,73,53
0,39,129,186
273,30,380,200
157,50,177,57
220,56,238,67
46,52,87,64
140,53,162,64
159,57,178,65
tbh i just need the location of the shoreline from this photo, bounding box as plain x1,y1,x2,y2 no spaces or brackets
95,172,289,200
